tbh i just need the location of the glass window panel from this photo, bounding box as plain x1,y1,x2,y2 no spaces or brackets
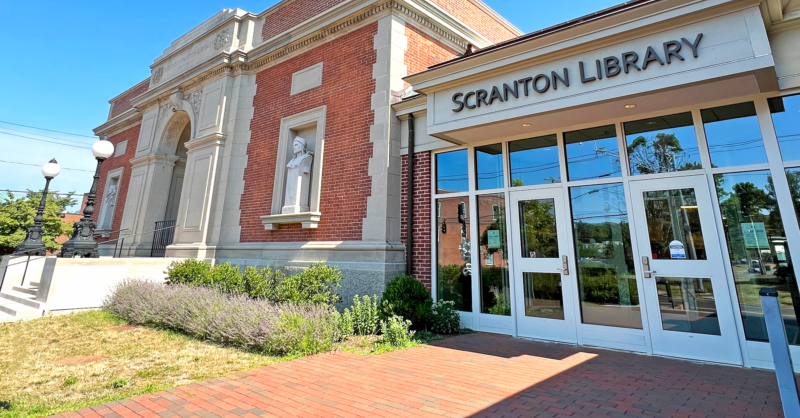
523,273,564,320
714,171,799,344
656,277,720,335
565,125,621,181
475,144,504,190
701,102,768,167
769,95,800,161
643,189,707,260
509,134,560,186
436,150,469,193
518,199,558,258
436,197,473,312
570,184,642,329
478,194,510,315
624,112,702,175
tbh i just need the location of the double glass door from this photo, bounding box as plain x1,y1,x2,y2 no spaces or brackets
629,175,742,364
507,176,742,364
510,188,578,343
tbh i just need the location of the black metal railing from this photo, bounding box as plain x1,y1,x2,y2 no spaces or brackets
150,220,176,257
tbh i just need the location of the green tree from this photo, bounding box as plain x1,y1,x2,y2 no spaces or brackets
0,191,76,255
627,133,697,174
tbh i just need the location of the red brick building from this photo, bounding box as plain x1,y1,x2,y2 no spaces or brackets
91,1,520,301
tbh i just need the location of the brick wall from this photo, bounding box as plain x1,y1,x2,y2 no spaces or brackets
240,22,378,243
261,0,347,41
429,0,517,44
404,23,460,78
109,81,149,119
91,124,140,243
400,151,432,289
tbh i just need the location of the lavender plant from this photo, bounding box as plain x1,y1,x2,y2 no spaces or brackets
103,279,341,355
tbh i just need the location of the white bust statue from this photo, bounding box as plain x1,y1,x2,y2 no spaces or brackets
282,136,314,214
104,184,118,204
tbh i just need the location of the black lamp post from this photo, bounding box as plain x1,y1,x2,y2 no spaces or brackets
59,139,114,258
14,159,62,256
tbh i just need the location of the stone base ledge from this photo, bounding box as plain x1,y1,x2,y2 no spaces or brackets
260,212,321,230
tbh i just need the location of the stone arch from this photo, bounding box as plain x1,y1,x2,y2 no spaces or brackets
157,110,192,155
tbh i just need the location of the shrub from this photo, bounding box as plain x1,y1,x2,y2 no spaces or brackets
103,279,341,355
278,262,342,305
429,301,461,334
344,295,380,336
381,315,415,347
381,275,432,329
165,259,211,286
165,260,341,306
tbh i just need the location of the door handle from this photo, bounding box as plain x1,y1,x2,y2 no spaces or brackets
557,255,569,275
642,256,656,278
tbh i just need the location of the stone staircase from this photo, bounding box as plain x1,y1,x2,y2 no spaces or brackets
0,281,42,322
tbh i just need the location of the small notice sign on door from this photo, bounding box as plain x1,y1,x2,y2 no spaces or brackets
487,230,500,249
669,240,686,259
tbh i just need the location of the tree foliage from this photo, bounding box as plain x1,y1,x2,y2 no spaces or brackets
0,191,75,255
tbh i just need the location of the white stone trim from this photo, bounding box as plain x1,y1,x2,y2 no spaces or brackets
260,212,322,230
362,15,405,242
114,140,128,157
269,105,327,217
291,62,324,95
97,167,124,233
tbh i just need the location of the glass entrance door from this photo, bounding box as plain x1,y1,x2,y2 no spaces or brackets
629,175,742,364
509,188,578,343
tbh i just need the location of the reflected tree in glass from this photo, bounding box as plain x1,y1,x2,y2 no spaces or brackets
478,194,510,315
715,171,800,344
518,199,558,259
437,197,472,311
570,184,642,329
627,133,702,175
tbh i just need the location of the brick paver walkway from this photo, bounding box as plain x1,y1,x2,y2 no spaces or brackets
53,333,786,418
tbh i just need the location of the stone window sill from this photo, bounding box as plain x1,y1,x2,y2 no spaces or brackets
94,229,113,238
260,212,321,230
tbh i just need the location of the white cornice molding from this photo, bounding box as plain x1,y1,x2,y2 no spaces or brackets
106,79,150,104
94,108,142,137
126,0,493,112
129,153,180,169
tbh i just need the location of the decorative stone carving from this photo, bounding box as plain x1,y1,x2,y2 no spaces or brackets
152,66,164,84
159,103,172,119
162,113,189,152
282,137,314,214
184,89,203,120
213,29,230,50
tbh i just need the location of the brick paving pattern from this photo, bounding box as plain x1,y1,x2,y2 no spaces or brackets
52,333,786,418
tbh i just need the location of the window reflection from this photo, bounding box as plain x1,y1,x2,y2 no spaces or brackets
478,194,510,315
714,171,800,344
518,199,558,258
701,102,768,167
437,197,472,311
656,277,720,335
643,189,706,260
769,95,800,161
565,125,621,181
570,184,642,329
436,150,469,193
523,273,564,319
509,135,560,186
475,144,504,190
624,112,702,175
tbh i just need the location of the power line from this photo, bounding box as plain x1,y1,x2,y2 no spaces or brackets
0,127,95,145
0,160,94,172
0,132,92,149
0,120,96,138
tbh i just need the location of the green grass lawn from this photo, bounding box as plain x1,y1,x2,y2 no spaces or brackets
0,310,444,418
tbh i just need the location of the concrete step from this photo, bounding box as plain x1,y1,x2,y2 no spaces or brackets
0,291,41,309
12,286,37,296
0,299,39,318
29,281,39,287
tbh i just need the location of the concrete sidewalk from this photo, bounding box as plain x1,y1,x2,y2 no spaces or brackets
51,333,786,418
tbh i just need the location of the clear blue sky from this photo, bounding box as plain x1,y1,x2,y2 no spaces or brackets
0,0,621,211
